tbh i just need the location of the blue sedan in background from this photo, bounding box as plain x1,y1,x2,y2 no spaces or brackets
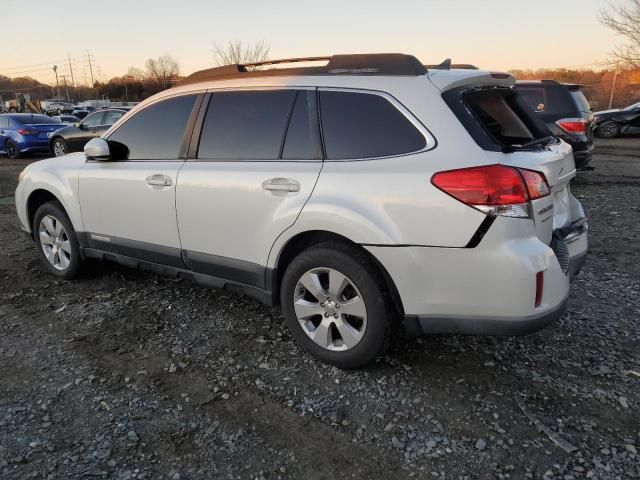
0,114,66,159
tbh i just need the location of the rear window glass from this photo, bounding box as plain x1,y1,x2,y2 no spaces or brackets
463,88,549,147
12,115,60,125
319,91,426,159
518,87,547,112
515,84,581,119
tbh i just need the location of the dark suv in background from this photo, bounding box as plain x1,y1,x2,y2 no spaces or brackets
515,80,594,169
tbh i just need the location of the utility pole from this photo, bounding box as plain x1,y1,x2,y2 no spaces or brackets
67,54,76,89
61,76,70,102
608,67,619,110
53,65,60,99
86,51,95,87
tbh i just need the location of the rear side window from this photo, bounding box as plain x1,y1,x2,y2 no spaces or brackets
0,117,8,129
319,91,426,159
198,90,297,160
108,94,196,160
570,89,591,114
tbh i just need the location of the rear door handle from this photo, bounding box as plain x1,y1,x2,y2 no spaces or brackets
146,174,172,187
262,178,300,194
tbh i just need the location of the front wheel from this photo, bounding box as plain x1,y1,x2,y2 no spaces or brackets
33,201,82,280
280,242,395,369
597,121,620,139
52,138,68,157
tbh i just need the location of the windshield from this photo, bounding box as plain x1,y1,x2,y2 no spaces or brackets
623,102,640,111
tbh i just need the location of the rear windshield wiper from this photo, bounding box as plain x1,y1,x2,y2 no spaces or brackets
502,135,557,153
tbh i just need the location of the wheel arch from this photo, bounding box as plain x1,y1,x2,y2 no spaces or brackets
27,189,66,239
272,230,405,315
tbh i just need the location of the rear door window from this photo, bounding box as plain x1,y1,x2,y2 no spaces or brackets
197,90,297,160
319,91,426,159
282,91,322,160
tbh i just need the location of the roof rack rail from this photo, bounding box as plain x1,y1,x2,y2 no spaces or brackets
425,59,479,70
178,53,427,86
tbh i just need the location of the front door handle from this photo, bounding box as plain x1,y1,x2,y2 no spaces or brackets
146,174,172,187
262,178,300,194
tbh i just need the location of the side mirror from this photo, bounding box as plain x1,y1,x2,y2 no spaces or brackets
84,138,111,161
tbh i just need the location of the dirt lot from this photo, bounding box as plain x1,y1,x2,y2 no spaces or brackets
0,139,639,480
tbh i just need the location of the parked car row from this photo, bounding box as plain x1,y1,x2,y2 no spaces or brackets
0,109,127,158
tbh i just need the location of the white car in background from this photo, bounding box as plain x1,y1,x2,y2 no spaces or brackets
15,54,588,368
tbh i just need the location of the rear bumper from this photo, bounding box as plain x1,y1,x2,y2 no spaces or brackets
366,215,588,337
573,148,594,169
18,139,50,153
405,296,569,336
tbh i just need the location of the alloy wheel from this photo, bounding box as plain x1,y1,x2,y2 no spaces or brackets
293,268,367,351
39,215,71,271
53,139,67,157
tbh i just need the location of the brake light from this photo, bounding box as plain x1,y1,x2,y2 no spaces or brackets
556,118,588,134
519,168,551,199
17,128,38,136
431,164,550,218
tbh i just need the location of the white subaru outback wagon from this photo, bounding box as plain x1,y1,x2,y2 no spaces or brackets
16,54,588,368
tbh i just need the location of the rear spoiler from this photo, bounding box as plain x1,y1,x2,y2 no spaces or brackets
428,69,515,92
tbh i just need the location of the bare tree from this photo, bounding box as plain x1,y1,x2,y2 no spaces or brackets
213,40,270,68
145,54,180,89
600,0,640,67
125,67,146,82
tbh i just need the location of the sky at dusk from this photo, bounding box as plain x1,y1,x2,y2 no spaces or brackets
3,0,622,86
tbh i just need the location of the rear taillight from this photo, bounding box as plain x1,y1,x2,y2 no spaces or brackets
556,118,588,135
431,164,550,218
17,128,38,136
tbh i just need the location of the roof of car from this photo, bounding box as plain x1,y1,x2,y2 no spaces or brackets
178,53,427,86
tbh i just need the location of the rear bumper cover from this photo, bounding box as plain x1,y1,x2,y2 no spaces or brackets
404,296,569,336
366,215,588,337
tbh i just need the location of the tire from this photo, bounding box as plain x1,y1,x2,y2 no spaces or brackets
280,242,396,369
5,140,21,159
52,138,68,157
597,121,620,139
33,201,82,280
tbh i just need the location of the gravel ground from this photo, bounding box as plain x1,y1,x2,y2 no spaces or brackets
0,139,639,479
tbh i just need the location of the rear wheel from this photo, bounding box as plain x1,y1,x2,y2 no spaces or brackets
33,201,82,280
280,242,395,368
5,140,21,159
52,138,68,157
597,121,620,139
